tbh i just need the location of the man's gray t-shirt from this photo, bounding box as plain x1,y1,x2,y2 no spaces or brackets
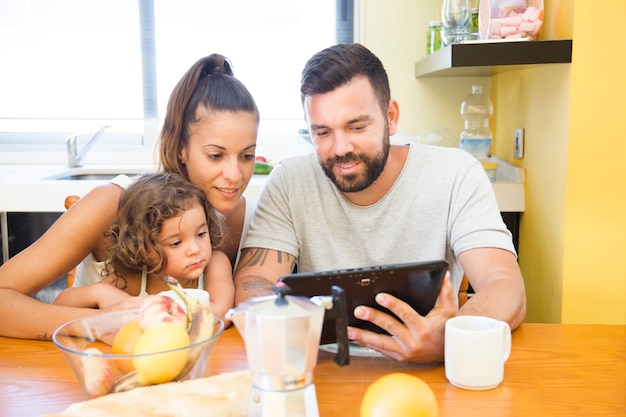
243,143,515,293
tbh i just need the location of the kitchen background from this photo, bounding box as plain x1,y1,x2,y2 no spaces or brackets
366,0,624,325
1,0,624,324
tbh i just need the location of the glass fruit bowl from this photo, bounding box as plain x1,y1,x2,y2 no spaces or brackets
52,309,224,399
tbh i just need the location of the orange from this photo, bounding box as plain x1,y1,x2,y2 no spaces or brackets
112,319,144,374
360,373,439,417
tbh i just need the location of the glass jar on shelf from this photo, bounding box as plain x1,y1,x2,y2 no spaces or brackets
479,0,544,41
441,0,471,45
427,20,442,54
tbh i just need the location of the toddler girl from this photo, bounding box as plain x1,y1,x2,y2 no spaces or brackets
54,173,234,321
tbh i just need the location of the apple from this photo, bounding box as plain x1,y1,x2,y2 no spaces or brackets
255,155,267,162
139,295,187,331
81,347,114,397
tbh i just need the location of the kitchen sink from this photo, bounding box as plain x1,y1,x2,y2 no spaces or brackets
53,173,133,181
44,166,153,181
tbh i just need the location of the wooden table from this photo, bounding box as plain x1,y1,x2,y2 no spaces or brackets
0,323,624,416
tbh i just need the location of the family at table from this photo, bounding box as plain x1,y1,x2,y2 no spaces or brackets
0,42,526,365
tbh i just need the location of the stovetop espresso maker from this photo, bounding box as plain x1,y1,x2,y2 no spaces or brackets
227,283,349,417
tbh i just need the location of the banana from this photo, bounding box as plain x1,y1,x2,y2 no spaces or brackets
163,276,215,379
113,278,215,393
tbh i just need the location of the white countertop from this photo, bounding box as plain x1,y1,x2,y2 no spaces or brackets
0,164,269,212
0,161,525,212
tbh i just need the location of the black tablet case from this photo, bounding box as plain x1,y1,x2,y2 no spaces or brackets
279,259,449,344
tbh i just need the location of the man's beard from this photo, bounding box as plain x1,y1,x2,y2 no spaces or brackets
320,134,391,193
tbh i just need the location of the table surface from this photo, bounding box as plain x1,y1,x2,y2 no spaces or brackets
0,323,624,417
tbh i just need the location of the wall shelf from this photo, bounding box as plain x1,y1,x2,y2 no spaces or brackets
415,39,573,78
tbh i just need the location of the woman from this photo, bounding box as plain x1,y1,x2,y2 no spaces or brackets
0,54,259,339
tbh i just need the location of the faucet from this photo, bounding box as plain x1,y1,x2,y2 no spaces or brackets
65,125,112,167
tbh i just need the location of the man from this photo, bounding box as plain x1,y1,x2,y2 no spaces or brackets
234,43,526,363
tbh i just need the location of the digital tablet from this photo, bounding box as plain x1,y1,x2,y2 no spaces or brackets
278,259,449,345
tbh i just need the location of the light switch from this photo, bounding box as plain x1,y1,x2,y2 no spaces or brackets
514,128,524,159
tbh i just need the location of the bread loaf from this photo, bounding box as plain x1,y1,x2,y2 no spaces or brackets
44,370,250,417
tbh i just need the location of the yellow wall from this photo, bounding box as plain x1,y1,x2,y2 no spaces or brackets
493,65,571,323
490,0,575,322
560,1,626,324
360,0,626,324
359,0,490,137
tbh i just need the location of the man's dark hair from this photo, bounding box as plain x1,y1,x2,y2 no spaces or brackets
300,43,391,115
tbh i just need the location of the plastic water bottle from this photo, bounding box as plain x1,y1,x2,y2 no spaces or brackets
459,85,493,161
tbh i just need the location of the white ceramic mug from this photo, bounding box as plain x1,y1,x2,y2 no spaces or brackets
160,289,209,311
444,315,511,390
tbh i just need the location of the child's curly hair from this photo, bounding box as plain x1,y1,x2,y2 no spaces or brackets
104,172,225,280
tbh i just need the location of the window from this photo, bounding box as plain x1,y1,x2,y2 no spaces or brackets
0,0,354,164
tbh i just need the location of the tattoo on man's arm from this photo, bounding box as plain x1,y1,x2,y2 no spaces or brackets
239,248,295,270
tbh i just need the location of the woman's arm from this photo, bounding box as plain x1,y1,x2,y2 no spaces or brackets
0,183,125,339
203,250,235,326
